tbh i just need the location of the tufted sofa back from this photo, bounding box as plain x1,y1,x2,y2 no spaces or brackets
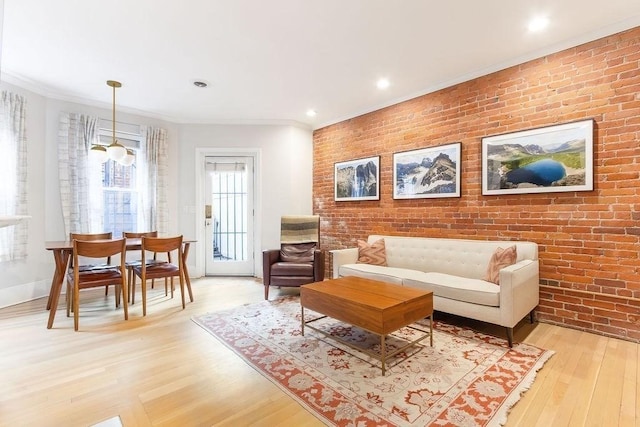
367,235,538,280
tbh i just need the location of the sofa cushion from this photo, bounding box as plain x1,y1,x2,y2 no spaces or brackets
403,272,500,307
357,238,387,266
484,245,517,285
338,263,409,285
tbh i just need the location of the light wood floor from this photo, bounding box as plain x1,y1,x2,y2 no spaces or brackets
1,277,638,426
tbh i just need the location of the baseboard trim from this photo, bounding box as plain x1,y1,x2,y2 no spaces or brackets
0,280,51,309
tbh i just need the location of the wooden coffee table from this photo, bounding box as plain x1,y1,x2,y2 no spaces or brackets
300,276,433,375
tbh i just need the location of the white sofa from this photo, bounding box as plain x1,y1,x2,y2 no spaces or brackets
331,235,540,346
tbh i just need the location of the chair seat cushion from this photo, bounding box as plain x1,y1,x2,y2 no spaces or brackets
125,259,165,268
68,268,123,286
74,263,115,272
133,262,180,279
271,262,313,276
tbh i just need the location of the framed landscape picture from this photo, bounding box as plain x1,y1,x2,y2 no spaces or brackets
482,119,594,195
334,156,380,201
393,142,461,199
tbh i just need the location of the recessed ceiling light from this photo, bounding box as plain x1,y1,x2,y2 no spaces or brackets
376,78,390,90
306,109,317,117
193,80,208,88
528,16,549,32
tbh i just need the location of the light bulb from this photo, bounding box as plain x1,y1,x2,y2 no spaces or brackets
89,145,108,163
107,142,127,161
120,149,135,166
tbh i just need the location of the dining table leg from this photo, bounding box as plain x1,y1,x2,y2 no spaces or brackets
182,242,194,302
47,249,71,328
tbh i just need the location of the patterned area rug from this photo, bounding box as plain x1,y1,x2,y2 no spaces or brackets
192,297,553,426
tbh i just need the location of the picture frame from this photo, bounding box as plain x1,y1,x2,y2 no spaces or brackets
393,142,461,199
334,156,380,201
481,119,594,195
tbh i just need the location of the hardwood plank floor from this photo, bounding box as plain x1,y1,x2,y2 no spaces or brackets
0,277,637,426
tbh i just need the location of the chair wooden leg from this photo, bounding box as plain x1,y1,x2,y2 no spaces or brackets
506,327,514,347
141,275,147,316
127,267,133,303
66,281,72,317
264,284,269,300
73,283,80,331
122,280,128,321
130,273,137,305
115,285,121,307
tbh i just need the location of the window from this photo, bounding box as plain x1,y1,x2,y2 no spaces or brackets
101,158,138,237
97,123,143,237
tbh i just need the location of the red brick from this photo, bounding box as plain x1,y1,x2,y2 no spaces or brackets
314,27,640,343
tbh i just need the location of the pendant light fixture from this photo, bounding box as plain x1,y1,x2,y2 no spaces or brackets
89,143,108,163
88,80,135,166
121,149,135,166
105,80,127,162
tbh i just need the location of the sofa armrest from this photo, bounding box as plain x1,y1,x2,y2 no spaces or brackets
330,248,359,278
498,259,540,328
262,249,282,286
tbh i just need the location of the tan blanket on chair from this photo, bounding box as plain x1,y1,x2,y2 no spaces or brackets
280,215,320,244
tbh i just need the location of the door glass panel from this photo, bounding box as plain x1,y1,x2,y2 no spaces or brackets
205,156,254,276
212,167,247,261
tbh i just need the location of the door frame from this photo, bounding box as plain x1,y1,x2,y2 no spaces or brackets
194,147,261,278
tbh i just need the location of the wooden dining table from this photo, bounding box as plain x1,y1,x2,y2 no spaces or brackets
44,238,195,329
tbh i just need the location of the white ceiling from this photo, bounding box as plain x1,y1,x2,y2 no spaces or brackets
2,0,640,130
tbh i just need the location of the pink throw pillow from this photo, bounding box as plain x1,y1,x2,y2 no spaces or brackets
357,239,387,266
484,245,517,285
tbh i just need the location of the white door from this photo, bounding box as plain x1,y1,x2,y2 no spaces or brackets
204,156,254,276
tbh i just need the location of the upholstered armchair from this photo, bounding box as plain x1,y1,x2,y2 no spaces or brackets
262,215,325,300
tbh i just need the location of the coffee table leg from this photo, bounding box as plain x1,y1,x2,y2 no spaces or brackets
430,314,433,346
381,334,386,376
301,306,305,336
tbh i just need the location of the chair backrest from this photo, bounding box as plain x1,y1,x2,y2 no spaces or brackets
73,238,126,260
70,232,112,241
123,231,158,239
141,236,183,263
70,232,113,266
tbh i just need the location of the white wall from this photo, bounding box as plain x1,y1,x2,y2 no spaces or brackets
0,82,51,307
0,81,314,308
177,123,314,278
0,80,183,307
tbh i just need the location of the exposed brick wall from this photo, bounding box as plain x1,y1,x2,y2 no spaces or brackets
313,27,640,342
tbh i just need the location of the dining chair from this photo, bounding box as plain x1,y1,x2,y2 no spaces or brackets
67,232,115,308
131,235,190,316
123,231,168,303
67,238,128,331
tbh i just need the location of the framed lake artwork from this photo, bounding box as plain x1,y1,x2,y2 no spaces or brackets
481,119,594,195
334,156,380,201
393,142,461,199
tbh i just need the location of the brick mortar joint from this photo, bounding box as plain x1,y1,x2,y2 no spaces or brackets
539,284,640,304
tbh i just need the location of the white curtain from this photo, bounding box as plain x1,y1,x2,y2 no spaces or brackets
139,126,168,235
58,113,103,236
0,91,28,261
